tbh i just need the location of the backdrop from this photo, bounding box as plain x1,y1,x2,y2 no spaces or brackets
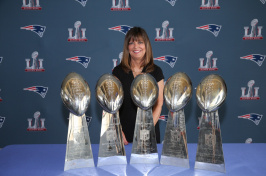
0,0,265,148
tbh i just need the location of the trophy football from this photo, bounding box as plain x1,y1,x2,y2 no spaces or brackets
160,72,192,168
61,72,94,171
130,73,159,164
95,73,126,166
195,74,227,173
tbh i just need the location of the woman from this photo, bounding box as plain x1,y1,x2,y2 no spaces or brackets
112,27,164,145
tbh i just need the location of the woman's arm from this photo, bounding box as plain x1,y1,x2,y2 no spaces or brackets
152,79,164,125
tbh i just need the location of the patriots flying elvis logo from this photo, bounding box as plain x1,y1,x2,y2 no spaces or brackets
66,56,91,68
238,113,263,125
0,57,3,63
154,55,177,68
240,54,265,66
165,0,177,6
261,0,266,4
196,24,222,37
75,0,87,7
0,116,5,128
21,25,46,37
23,86,48,98
108,25,132,35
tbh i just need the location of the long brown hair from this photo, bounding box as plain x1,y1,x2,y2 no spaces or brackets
121,27,155,73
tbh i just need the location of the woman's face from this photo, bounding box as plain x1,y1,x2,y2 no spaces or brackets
128,37,146,61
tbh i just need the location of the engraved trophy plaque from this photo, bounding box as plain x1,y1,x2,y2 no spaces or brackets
61,72,94,171
130,73,159,164
160,72,192,168
195,74,227,173
95,73,126,166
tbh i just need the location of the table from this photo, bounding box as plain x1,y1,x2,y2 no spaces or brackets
0,143,265,176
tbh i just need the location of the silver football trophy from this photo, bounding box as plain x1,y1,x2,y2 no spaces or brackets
61,72,94,171
160,72,192,168
195,74,227,172
130,73,159,164
95,74,126,166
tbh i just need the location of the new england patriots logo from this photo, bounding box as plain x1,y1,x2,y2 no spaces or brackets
238,113,263,125
0,116,5,128
154,55,177,68
0,57,2,63
23,86,48,98
261,0,266,4
165,0,177,6
75,0,87,7
66,56,91,68
86,116,92,126
159,115,168,122
21,25,46,37
240,54,265,66
196,24,222,37
108,25,132,35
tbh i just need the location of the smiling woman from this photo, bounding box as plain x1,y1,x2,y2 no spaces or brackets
112,27,165,145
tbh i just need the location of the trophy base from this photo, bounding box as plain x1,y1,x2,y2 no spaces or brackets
130,153,159,164
97,156,127,167
160,155,189,168
64,158,94,171
195,161,225,173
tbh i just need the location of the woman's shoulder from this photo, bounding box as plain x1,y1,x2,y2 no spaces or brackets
112,64,123,74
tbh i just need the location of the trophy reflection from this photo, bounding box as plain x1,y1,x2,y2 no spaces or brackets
130,73,159,164
95,74,126,166
61,72,94,170
160,72,192,168
195,74,227,173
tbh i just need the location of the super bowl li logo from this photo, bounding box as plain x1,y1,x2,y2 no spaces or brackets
22,0,42,10
243,19,263,40
112,52,123,69
0,116,5,128
198,51,218,71
66,56,91,68
111,0,131,11
240,80,260,100
25,51,45,72
27,111,46,131
68,21,87,42
200,0,220,9
155,20,175,41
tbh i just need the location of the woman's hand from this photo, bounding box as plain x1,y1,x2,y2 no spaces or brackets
122,131,129,145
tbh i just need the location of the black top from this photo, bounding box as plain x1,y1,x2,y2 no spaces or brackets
112,64,164,143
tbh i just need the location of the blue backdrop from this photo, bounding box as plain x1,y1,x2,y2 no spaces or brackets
0,0,265,148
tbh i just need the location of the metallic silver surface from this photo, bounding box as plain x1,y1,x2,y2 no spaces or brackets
95,74,123,114
163,72,192,112
61,72,91,116
61,72,94,171
160,110,189,168
130,73,158,110
96,74,126,166
161,72,192,168
196,74,227,112
130,74,159,164
195,74,227,173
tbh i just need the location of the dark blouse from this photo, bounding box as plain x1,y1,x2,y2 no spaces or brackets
112,64,164,143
